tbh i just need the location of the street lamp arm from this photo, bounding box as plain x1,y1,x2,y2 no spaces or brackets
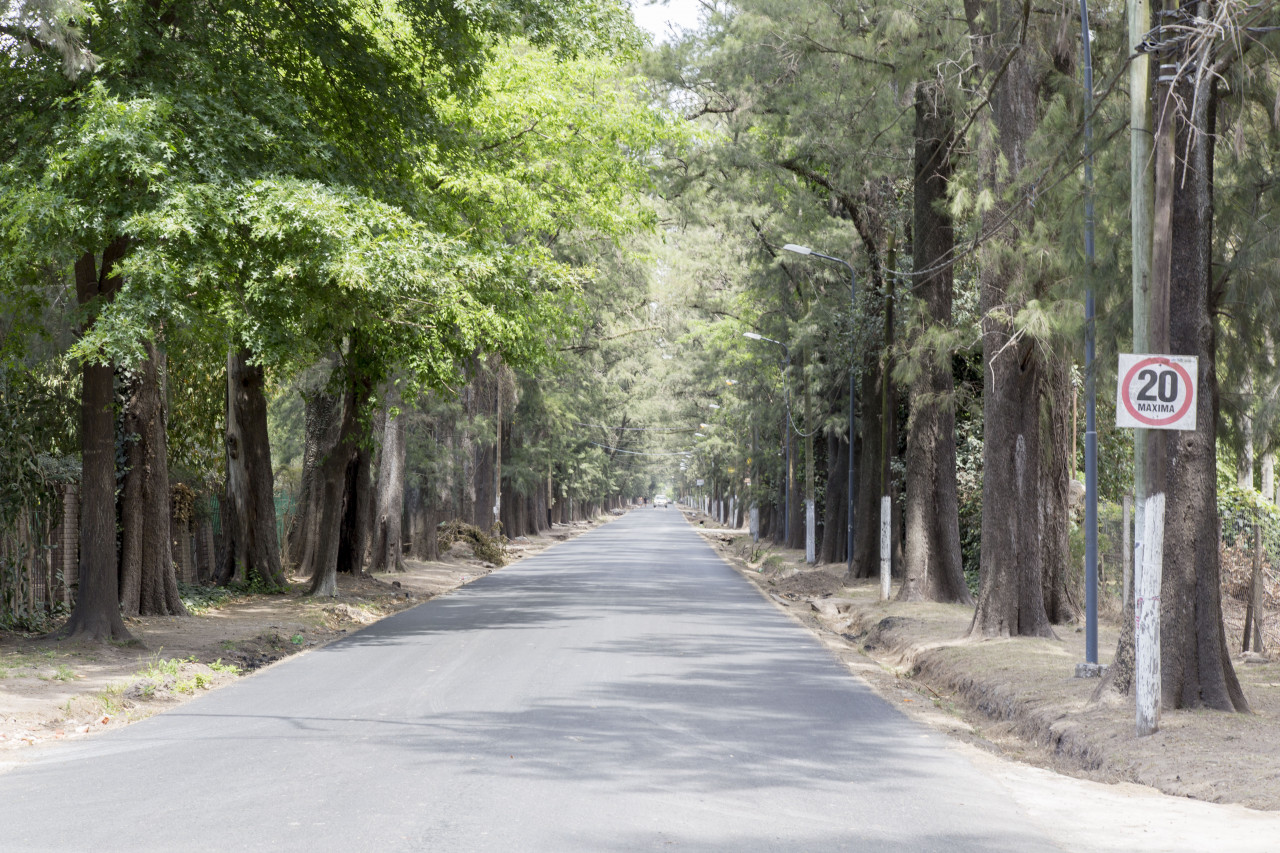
743,331,788,353
809,250,851,269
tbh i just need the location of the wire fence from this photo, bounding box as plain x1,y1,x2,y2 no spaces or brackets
1087,497,1280,652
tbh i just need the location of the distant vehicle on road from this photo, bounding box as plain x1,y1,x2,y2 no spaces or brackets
653,495,669,507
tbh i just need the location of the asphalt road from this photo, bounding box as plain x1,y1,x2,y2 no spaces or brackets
1,509,1065,852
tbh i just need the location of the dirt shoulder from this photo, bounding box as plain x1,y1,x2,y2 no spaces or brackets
691,514,1280,813
0,516,612,773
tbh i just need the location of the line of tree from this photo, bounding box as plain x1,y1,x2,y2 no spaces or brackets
639,0,1280,717
0,0,683,638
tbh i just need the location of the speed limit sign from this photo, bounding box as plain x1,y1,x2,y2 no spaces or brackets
1116,354,1198,431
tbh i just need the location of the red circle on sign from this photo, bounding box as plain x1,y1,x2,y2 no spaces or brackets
1121,357,1195,427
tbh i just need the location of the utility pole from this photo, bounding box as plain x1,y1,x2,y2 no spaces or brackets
1136,30,1179,737
803,307,816,564
1130,0,1154,617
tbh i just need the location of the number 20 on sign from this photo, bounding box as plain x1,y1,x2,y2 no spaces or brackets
1115,354,1198,431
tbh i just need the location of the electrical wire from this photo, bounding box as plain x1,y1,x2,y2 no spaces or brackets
574,421,699,432
586,441,694,457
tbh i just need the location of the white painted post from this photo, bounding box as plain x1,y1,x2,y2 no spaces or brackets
880,495,891,600
1136,492,1164,736
805,499,816,564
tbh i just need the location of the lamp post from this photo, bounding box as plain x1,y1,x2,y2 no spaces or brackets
1078,0,1100,673
744,332,794,551
782,244,858,575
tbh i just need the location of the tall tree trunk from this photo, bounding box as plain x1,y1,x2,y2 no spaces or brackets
820,429,847,565
59,243,134,642
474,438,493,530
309,341,375,595
491,369,503,535
851,358,886,579
336,405,375,576
289,382,342,574
900,89,972,604
965,0,1071,637
369,404,406,574
1237,370,1254,489
1160,78,1247,711
1041,355,1076,623
308,382,360,597
220,349,286,589
119,340,186,617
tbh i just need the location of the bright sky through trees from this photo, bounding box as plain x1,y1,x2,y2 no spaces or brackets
630,0,703,43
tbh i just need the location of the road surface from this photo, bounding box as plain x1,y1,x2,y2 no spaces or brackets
2,509,1273,851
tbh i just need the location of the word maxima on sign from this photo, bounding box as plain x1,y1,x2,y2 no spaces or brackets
1115,353,1198,431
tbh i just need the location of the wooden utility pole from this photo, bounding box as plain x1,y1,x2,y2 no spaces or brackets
1130,0,1154,545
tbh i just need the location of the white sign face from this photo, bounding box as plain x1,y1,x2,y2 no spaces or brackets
696,478,705,486
1116,354,1198,431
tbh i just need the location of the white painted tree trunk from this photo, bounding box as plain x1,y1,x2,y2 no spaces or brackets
880,495,891,600
1136,492,1164,736
805,499,816,564
1262,451,1275,503
749,504,759,542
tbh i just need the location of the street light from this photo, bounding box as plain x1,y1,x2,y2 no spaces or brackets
743,331,796,552
783,243,858,579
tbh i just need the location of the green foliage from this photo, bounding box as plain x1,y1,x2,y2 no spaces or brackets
1217,473,1280,551
137,655,182,680
177,583,238,615
956,409,983,593
39,663,77,682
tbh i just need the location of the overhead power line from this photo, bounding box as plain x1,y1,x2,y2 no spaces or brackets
586,441,693,457
574,421,698,432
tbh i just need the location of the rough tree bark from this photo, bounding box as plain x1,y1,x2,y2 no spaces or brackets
1095,71,1246,713
369,403,406,573
58,243,134,642
966,0,1070,637
820,429,848,565
119,339,186,617
219,349,286,589
850,337,891,579
289,384,342,573
900,90,973,605
307,382,360,597
1159,79,1247,711
335,403,374,577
